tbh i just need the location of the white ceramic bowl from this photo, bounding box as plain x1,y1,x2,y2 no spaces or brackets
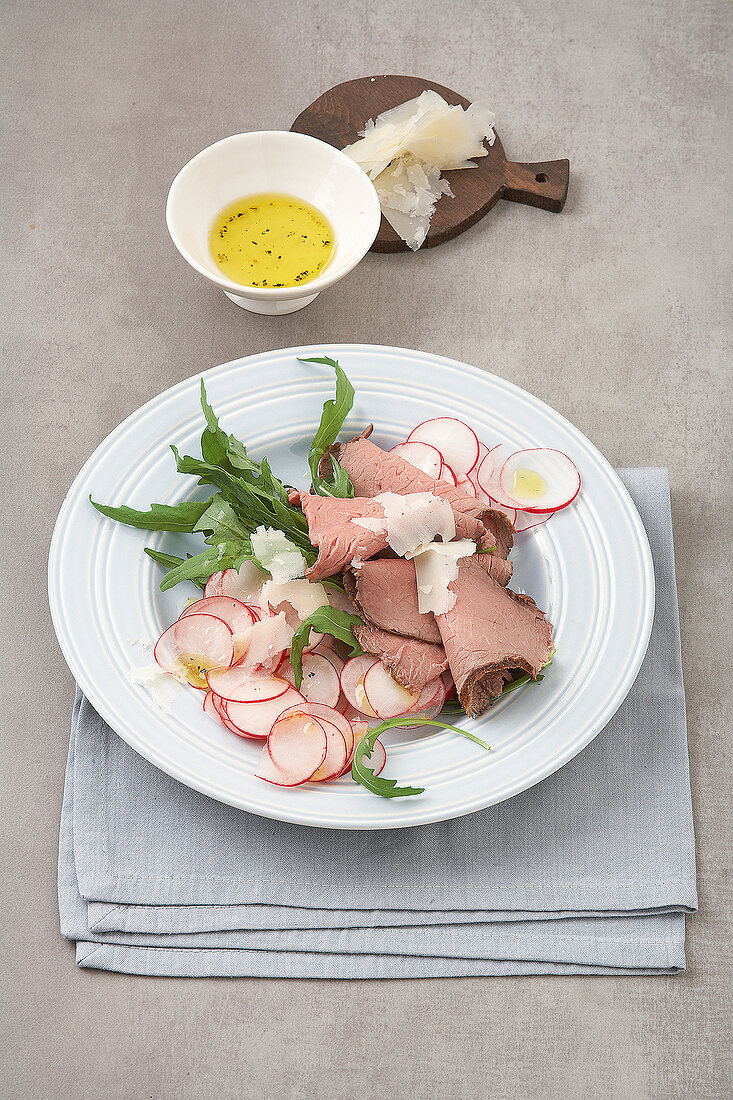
166,131,381,315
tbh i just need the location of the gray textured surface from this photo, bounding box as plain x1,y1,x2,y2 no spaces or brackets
1,0,731,1096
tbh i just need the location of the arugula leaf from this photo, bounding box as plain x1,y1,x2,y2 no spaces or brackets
351,717,491,799
144,547,186,568
298,356,355,498
153,542,250,592
289,606,364,688
193,496,252,546
171,447,315,559
199,379,232,468
90,496,213,532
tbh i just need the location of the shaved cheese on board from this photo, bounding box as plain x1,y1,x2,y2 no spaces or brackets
343,90,495,250
412,539,476,615
374,156,452,251
250,526,305,583
375,492,455,557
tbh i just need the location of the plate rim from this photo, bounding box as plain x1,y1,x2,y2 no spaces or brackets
48,342,655,829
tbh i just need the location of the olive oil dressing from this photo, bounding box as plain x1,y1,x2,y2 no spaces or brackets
209,193,335,289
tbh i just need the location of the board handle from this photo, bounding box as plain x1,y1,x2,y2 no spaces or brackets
502,159,570,213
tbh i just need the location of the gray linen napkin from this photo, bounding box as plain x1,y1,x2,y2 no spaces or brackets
57,469,697,976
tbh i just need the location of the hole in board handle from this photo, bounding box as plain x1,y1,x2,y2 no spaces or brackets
535,173,549,183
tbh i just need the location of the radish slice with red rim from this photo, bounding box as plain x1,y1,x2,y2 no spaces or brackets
353,736,386,776
217,561,268,604
438,461,458,486
456,473,477,497
340,655,378,713
206,664,290,702
472,440,490,474
276,701,354,750
499,448,581,513
203,573,221,598
226,686,306,739
154,614,234,690
409,678,446,714
203,690,224,726
255,712,328,786
475,446,508,502
179,596,258,634
362,662,421,719
336,720,368,777
279,652,341,708
408,418,480,476
267,712,328,774
310,642,345,677
210,691,252,737
513,509,552,534
389,440,444,479
310,718,348,781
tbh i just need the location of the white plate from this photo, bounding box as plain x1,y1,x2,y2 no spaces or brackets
48,344,654,829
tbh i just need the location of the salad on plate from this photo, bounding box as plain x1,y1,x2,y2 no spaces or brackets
93,357,579,798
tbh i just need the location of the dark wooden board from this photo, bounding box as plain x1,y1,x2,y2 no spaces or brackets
292,75,570,253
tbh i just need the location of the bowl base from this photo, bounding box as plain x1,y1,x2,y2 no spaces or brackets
223,290,319,315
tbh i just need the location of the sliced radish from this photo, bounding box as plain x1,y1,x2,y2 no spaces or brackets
215,561,268,603
311,642,345,677
499,448,581,513
471,440,490,474
410,678,446,713
362,662,421,719
354,736,386,776
206,664,290,702
255,712,327,786
513,509,552,534
389,441,444,479
334,694,349,715
337,719,368,777
203,573,221,598
231,614,292,674
279,652,341,708
475,445,507,502
268,711,327,773
203,690,223,726
438,461,458,487
408,418,479,477
277,700,353,745
210,691,252,737
179,596,258,635
340,655,378,712
310,718,348,781
226,686,306,739
456,474,477,497
154,614,234,689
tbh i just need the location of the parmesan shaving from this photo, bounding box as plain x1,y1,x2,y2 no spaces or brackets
351,516,388,533
126,664,182,714
261,578,329,623
412,539,476,615
250,526,305,583
235,611,293,673
260,578,330,650
343,90,495,250
375,491,455,557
